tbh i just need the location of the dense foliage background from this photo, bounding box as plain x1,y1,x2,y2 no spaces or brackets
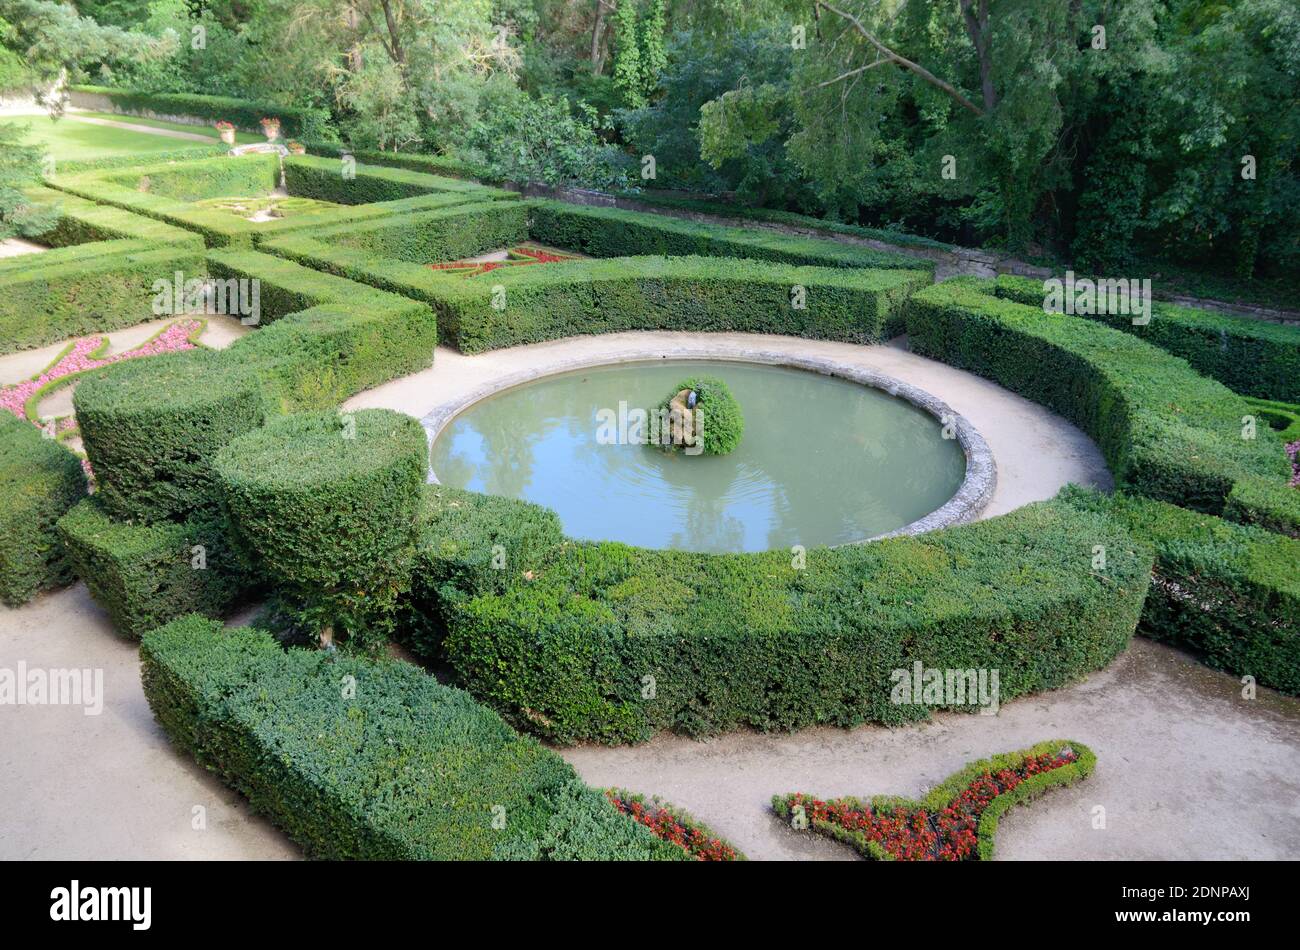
1,0,1296,285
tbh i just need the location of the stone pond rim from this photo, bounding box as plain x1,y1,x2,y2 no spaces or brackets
420,346,997,547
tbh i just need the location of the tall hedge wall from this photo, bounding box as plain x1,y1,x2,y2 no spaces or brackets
140,615,684,860
0,414,87,606
907,279,1299,537
434,499,1151,744
995,275,1300,404
213,409,425,595
58,251,437,634
403,485,565,658
222,301,437,413
432,256,930,353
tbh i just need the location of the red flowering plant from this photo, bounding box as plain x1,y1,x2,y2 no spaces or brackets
606,789,743,861
427,244,579,277
774,739,1095,861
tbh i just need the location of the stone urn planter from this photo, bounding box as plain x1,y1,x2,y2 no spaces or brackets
259,117,281,142
215,121,236,146
286,140,306,155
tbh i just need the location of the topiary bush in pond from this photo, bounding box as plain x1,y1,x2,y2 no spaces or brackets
655,376,744,456
214,408,427,654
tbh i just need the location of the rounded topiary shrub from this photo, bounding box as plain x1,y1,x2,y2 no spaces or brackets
214,407,427,652
74,348,269,522
655,376,744,456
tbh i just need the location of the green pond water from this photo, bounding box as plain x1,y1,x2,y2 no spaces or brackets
429,360,967,553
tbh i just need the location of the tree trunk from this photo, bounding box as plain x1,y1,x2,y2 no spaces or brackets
591,0,611,75
960,0,997,111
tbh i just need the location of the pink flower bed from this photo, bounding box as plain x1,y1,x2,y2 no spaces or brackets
0,320,201,425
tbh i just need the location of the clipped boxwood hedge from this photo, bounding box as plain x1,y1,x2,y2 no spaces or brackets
403,485,565,658
907,278,1299,537
204,246,441,324
616,191,957,252
1245,397,1300,443
303,141,495,183
74,348,270,522
995,275,1300,403
269,199,529,265
265,215,930,354
424,255,929,354
1061,486,1299,695
48,154,495,249
68,85,327,138
526,200,930,271
214,409,426,650
438,499,1152,744
57,498,255,639
21,186,204,248
0,414,87,605
223,301,437,413
0,240,205,355
50,144,229,176
283,154,513,203
101,153,280,203
140,615,683,860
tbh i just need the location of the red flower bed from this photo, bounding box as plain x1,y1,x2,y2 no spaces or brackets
427,244,577,277
783,748,1079,861
605,790,740,861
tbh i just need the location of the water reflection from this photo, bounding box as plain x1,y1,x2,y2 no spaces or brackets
430,361,966,553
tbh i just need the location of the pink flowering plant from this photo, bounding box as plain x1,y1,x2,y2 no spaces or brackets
0,319,204,477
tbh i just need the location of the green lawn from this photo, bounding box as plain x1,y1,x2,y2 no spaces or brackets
5,113,262,163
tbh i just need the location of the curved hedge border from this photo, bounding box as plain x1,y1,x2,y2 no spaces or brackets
265,218,930,355
772,740,1095,861
435,499,1150,744
140,615,685,860
75,348,269,521
0,413,86,605
1061,486,1299,695
995,275,1300,404
908,278,1299,537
